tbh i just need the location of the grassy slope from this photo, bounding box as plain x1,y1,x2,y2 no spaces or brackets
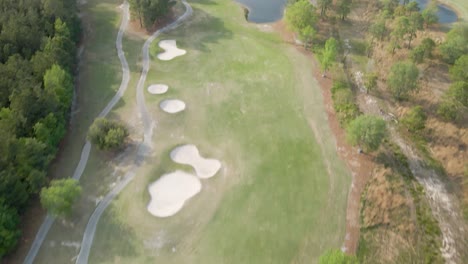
444,0,468,21
90,0,351,263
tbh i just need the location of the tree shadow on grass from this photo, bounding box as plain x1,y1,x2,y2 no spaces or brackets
163,7,233,52
89,205,139,263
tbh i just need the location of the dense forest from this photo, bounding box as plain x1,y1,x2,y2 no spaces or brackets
0,0,79,257
129,0,175,30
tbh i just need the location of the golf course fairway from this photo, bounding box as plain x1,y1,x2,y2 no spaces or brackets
87,0,352,263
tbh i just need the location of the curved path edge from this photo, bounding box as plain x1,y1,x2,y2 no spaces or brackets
75,1,193,263
23,2,131,264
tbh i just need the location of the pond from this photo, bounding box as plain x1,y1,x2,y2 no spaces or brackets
236,0,458,24
235,0,287,23
414,0,458,24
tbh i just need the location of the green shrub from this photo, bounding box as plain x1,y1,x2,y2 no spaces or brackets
88,118,129,150
331,81,360,125
400,106,426,133
347,115,387,152
319,249,359,264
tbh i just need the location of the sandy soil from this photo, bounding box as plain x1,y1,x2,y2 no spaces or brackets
170,144,221,179
157,40,186,61
148,84,169,94
160,99,186,113
147,170,202,218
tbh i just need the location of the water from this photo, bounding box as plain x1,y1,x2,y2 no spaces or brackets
414,0,458,24
235,0,287,23
236,0,457,24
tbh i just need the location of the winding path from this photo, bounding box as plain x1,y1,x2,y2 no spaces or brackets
75,1,193,263
23,2,131,263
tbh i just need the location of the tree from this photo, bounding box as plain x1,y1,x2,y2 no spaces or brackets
318,0,333,17
88,118,129,150
406,1,420,13
422,1,438,27
387,61,419,100
128,0,175,30
448,82,468,107
299,25,316,47
407,12,423,48
440,24,468,64
347,115,387,152
336,0,352,21
34,113,66,149
401,106,426,132
0,201,21,257
319,249,359,264
0,0,79,257
369,18,387,41
381,0,399,15
391,16,410,51
319,37,339,75
450,55,468,82
410,38,435,63
40,179,81,217
44,64,73,112
437,81,468,121
285,0,317,33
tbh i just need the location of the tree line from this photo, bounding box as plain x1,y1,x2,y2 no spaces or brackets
128,0,175,30
0,0,80,257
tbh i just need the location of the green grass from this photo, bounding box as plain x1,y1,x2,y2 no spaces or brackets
88,0,351,263
445,0,468,21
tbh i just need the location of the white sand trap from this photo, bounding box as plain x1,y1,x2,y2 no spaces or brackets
157,40,186,61
160,99,186,113
170,144,221,179
148,84,168,94
147,170,201,218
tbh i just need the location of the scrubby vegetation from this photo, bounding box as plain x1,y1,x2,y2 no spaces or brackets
88,118,129,151
285,0,467,261
0,0,79,256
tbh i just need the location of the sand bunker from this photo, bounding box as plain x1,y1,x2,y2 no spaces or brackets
160,99,186,113
157,40,186,61
148,84,168,94
147,170,201,217
170,144,221,179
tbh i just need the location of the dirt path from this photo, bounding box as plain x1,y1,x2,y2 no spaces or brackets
74,1,193,263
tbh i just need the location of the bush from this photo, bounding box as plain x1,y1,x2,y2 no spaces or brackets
388,61,419,100
88,118,129,150
401,106,427,133
437,99,462,121
347,115,387,152
319,249,359,264
331,81,360,126
437,81,468,122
